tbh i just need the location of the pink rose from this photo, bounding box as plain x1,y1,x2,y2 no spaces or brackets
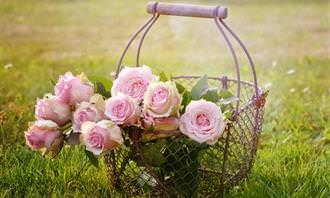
141,112,179,131
35,94,71,126
73,99,105,132
80,120,124,155
25,120,62,150
111,65,156,100
55,72,94,105
143,81,181,118
179,100,225,145
105,94,140,125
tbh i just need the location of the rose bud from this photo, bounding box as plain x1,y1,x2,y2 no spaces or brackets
105,94,141,126
111,65,156,101
143,81,181,118
25,120,63,151
80,120,124,155
72,97,105,132
35,94,71,126
179,100,225,145
141,112,179,131
55,72,94,105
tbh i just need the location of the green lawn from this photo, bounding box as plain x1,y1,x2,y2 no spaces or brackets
0,0,329,197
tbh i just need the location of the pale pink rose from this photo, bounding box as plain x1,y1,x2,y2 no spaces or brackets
105,94,140,125
141,112,179,131
25,120,62,150
143,81,181,118
73,100,105,132
35,94,71,126
80,120,124,155
179,100,225,145
111,65,156,100
55,72,94,105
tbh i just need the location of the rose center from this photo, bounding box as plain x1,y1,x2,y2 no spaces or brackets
78,112,88,122
126,78,146,98
196,114,210,127
88,128,104,148
112,102,127,118
152,88,168,104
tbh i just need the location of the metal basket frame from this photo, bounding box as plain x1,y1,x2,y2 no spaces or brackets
105,2,266,197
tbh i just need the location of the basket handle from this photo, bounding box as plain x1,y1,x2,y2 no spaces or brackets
115,2,259,116
146,1,228,19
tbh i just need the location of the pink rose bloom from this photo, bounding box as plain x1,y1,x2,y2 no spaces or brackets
111,65,156,100
55,72,94,105
141,112,179,131
179,100,225,145
143,81,181,118
25,120,62,150
35,94,71,126
80,120,124,155
105,94,140,125
73,100,105,132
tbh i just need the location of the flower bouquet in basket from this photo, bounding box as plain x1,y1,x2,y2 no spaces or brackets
25,65,237,194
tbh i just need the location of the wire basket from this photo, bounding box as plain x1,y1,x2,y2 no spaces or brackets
104,2,267,197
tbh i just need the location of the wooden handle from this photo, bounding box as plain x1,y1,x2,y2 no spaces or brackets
146,2,228,19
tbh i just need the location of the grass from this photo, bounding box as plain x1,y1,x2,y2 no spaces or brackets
0,0,329,197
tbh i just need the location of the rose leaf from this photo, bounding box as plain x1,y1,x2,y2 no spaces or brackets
202,88,220,103
159,71,169,82
140,140,166,167
191,75,209,100
84,150,99,168
175,82,186,94
95,82,111,98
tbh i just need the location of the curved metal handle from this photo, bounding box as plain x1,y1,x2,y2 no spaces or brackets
115,3,258,117
146,1,228,19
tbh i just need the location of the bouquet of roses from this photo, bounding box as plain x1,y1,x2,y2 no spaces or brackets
25,65,236,163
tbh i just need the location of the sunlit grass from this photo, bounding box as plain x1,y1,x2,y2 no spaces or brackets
0,0,329,197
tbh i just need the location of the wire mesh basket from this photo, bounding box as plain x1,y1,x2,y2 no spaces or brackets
104,2,267,197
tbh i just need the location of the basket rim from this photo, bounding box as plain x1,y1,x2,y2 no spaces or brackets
172,75,264,114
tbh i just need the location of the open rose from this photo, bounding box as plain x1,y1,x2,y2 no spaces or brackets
179,100,225,145
72,95,105,132
25,120,63,151
55,72,94,105
80,120,124,155
111,65,156,100
105,94,140,125
141,112,179,131
35,94,71,126
143,81,181,118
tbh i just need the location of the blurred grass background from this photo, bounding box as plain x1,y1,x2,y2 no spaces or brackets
0,0,329,197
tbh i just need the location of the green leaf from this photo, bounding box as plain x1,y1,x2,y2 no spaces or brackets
159,71,169,82
140,140,166,167
181,91,192,113
218,89,234,99
219,96,239,105
89,75,113,98
50,79,56,86
218,89,238,105
88,75,113,91
175,82,186,94
95,82,111,98
84,150,99,168
191,75,208,100
202,88,220,103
